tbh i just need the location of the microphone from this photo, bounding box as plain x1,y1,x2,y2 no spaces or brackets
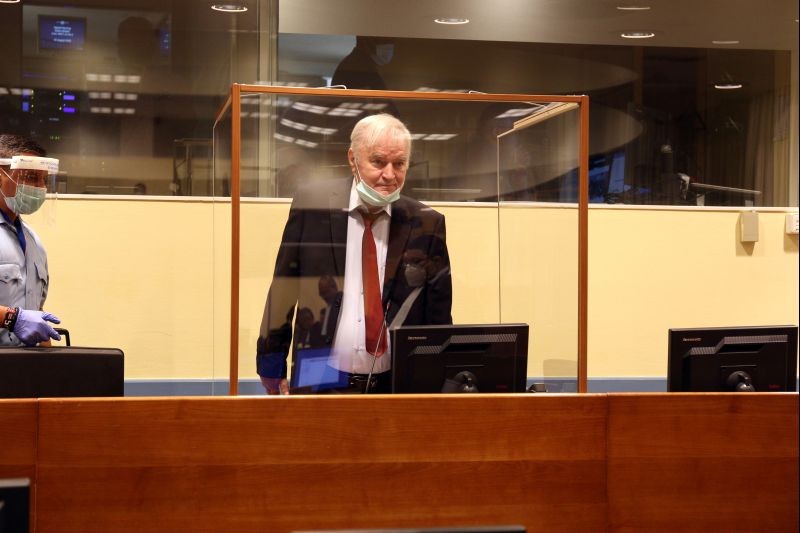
364,300,391,394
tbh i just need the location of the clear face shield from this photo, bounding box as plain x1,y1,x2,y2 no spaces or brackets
0,155,59,217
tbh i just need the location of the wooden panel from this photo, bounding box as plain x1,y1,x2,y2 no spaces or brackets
36,395,608,533
0,400,37,533
607,393,799,532
0,400,37,478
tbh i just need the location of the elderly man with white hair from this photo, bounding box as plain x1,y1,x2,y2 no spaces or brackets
257,113,453,394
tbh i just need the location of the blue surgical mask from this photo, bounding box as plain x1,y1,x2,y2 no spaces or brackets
374,44,394,66
353,161,402,207
1,168,47,215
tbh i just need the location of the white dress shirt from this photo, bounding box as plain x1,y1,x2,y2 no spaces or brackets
328,181,392,374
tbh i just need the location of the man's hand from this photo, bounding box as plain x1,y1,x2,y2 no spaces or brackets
14,310,61,346
260,376,289,395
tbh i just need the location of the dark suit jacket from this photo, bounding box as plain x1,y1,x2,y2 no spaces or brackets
257,178,453,378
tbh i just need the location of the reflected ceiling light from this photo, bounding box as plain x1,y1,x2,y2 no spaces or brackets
327,106,362,117
423,134,458,141
292,101,330,114
712,40,740,45
0,1,22,4
409,133,458,141
211,4,248,12
434,17,469,25
621,31,655,38
307,126,337,135
496,108,539,119
616,5,651,10
714,83,743,90
280,118,308,131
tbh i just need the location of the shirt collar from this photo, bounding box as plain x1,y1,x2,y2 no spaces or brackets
0,209,19,227
348,178,392,218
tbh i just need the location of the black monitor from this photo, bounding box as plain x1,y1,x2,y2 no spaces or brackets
667,325,798,392
391,324,529,393
0,478,29,533
0,346,124,398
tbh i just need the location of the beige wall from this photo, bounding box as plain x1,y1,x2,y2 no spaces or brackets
29,198,799,383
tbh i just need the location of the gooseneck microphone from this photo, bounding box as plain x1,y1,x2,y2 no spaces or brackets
364,301,391,394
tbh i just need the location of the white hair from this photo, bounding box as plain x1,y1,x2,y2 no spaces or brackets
349,113,412,159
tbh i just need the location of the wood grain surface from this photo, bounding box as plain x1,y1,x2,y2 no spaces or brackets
0,399,36,478
5,393,796,532
35,394,607,532
607,393,799,532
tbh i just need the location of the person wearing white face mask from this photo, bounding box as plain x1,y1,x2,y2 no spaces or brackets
257,113,453,395
0,134,62,347
332,36,395,91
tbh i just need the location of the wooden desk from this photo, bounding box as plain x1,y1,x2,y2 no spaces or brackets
607,393,799,532
0,400,37,532
2,393,796,532
0,399,36,480
35,395,607,532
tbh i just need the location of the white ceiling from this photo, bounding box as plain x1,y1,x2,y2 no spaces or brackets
279,0,799,52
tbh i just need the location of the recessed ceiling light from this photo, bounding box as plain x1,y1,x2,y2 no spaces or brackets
714,83,743,90
616,5,651,10
712,40,740,45
211,4,248,12
434,17,469,25
621,31,655,39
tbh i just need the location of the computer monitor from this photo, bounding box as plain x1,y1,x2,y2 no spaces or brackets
38,15,87,52
0,478,29,533
667,325,798,392
391,324,529,393
0,346,124,398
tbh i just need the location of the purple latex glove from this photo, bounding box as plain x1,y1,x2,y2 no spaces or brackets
14,309,61,346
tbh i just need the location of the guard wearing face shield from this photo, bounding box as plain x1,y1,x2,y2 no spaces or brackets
0,134,62,347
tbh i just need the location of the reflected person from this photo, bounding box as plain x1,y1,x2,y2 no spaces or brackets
331,36,395,91
257,113,453,394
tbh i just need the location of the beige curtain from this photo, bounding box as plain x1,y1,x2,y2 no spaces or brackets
745,85,790,206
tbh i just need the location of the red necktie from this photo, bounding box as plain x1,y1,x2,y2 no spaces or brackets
361,210,387,356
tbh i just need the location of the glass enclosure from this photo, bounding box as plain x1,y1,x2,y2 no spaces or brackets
498,104,582,393
1,2,794,398
1,1,794,206
214,87,588,395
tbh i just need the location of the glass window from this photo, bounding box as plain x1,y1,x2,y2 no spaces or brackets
0,1,259,196
0,1,795,207
277,34,795,207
